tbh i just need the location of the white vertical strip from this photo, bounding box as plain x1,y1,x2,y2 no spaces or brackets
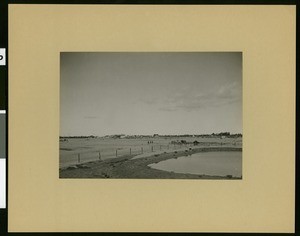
0,159,6,208
0,48,6,66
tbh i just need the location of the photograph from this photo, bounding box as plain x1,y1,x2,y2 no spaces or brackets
6,3,295,233
59,52,243,179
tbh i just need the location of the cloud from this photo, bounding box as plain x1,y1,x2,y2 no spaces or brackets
139,97,159,105
84,116,100,119
216,82,241,99
159,82,241,112
159,107,178,112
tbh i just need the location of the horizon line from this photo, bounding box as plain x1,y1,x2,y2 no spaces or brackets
60,132,243,137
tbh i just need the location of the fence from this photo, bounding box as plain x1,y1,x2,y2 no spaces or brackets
59,141,242,168
60,143,191,168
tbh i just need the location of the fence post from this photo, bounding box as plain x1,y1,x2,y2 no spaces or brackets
141,147,143,154
116,149,118,157
78,153,80,163
130,148,131,155
99,151,101,160
151,146,153,152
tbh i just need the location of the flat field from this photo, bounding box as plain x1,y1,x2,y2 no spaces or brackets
60,136,242,167
59,136,242,179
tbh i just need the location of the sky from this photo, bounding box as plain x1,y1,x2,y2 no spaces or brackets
60,52,242,136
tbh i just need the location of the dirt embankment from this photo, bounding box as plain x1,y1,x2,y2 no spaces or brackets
59,147,242,179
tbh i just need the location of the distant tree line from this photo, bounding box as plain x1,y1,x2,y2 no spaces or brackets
60,132,242,139
196,132,242,138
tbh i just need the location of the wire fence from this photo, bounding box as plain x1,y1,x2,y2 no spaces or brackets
60,144,179,168
59,141,242,168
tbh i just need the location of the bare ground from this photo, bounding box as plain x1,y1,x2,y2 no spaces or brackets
59,147,242,179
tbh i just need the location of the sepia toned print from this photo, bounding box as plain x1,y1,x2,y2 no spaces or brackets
59,52,242,179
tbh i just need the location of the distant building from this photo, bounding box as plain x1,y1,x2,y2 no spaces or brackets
193,140,199,146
